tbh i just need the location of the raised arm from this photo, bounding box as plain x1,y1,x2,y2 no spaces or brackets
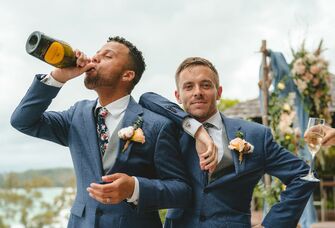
139,92,188,125
10,75,74,146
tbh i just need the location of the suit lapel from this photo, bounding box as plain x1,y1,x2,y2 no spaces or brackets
83,99,104,177
112,97,143,169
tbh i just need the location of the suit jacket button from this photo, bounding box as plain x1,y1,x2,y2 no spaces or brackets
199,215,206,221
203,188,208,194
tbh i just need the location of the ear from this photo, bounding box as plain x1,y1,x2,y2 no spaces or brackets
175,90,182,104
216,86,222,100
121,70,135,82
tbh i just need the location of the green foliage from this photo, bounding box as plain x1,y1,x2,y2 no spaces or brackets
235,131,244,139
217,98,239,112
159,209,167,224
0,186,75,227
268,89,304,155
0,168,75,188
0,170,76,227
315,146,335,176
254,178,283,207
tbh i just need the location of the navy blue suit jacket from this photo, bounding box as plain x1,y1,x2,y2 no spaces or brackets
139,92,317,228
10,77,191,228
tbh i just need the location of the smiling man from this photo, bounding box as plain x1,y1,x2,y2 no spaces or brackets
139,57,317,228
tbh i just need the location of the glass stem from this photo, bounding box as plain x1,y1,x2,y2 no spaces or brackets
309,155,315,176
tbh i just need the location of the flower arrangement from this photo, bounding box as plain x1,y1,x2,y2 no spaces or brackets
268,84,304,155
266,79,304,206
291,40,332,123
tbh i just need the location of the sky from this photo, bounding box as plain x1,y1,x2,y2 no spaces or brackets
1,0,335,173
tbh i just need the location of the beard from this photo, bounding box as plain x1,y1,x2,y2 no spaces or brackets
84,71,121,90
84,73,100,90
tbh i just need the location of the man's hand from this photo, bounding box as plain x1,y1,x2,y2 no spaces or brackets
51,49,95,83
87,173,135,204
194,126,218,173
304,125,335,147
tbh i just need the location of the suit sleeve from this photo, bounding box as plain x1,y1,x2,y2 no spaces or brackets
262,127,318,228
139,92,189,126
136,120,192,211
10,75,73,146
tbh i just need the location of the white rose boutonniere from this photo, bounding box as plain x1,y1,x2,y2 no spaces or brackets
228,131,254,164
118,116,145,152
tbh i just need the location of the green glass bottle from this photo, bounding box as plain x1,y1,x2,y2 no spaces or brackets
26,31,77,68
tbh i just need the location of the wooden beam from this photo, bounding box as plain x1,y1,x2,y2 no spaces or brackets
260,40,272,204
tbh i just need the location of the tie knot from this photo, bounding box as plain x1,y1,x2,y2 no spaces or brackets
203,122,214,130
97,107,108,118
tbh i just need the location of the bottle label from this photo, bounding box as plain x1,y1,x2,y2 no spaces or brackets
44,42,64,65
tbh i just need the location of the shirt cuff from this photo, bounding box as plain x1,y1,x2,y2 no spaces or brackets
126,176,139,205
182,117,202,137
40,73,64,88
248,144,254,153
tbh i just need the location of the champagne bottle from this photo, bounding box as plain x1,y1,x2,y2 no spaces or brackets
26,31,77,68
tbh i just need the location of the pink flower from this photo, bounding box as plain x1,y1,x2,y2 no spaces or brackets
315,90,322,98
295,79,307,91
100,110,108,117
118,126,135,140
293,58,306,75
312,78,320,86
101,133,109,140
310,65,320,74
304,72,313,81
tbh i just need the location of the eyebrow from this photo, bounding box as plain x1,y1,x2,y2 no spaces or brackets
200,79,213,83
96,49,117,55
182,81,194,85
183,79,213,84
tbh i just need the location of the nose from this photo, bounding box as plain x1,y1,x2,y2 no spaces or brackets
92,54,100,63
193,85,203,98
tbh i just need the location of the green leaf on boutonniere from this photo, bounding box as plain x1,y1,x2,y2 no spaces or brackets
235,131,244,139
133,116,143,130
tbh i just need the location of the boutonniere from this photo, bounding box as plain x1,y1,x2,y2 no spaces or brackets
118,116,145,152
228,131,254,164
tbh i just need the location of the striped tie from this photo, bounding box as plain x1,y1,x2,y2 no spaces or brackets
202,122,214,186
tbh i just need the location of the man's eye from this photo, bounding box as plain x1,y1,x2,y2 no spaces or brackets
185,85,193,90
202,83,211,89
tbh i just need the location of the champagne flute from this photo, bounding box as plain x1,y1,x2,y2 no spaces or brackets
301,117,325,182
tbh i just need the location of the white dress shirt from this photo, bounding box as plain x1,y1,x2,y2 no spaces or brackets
41,74,139,203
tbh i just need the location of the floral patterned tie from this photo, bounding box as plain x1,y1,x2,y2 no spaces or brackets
96,107,109,157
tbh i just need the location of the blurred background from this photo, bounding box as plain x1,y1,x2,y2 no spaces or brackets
2,0,335,227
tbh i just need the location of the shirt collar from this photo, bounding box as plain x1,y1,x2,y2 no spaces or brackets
203,111,223,130
95,95,130,117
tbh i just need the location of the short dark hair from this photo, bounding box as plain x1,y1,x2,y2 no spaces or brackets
175,57,220,89
107,36,146,88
